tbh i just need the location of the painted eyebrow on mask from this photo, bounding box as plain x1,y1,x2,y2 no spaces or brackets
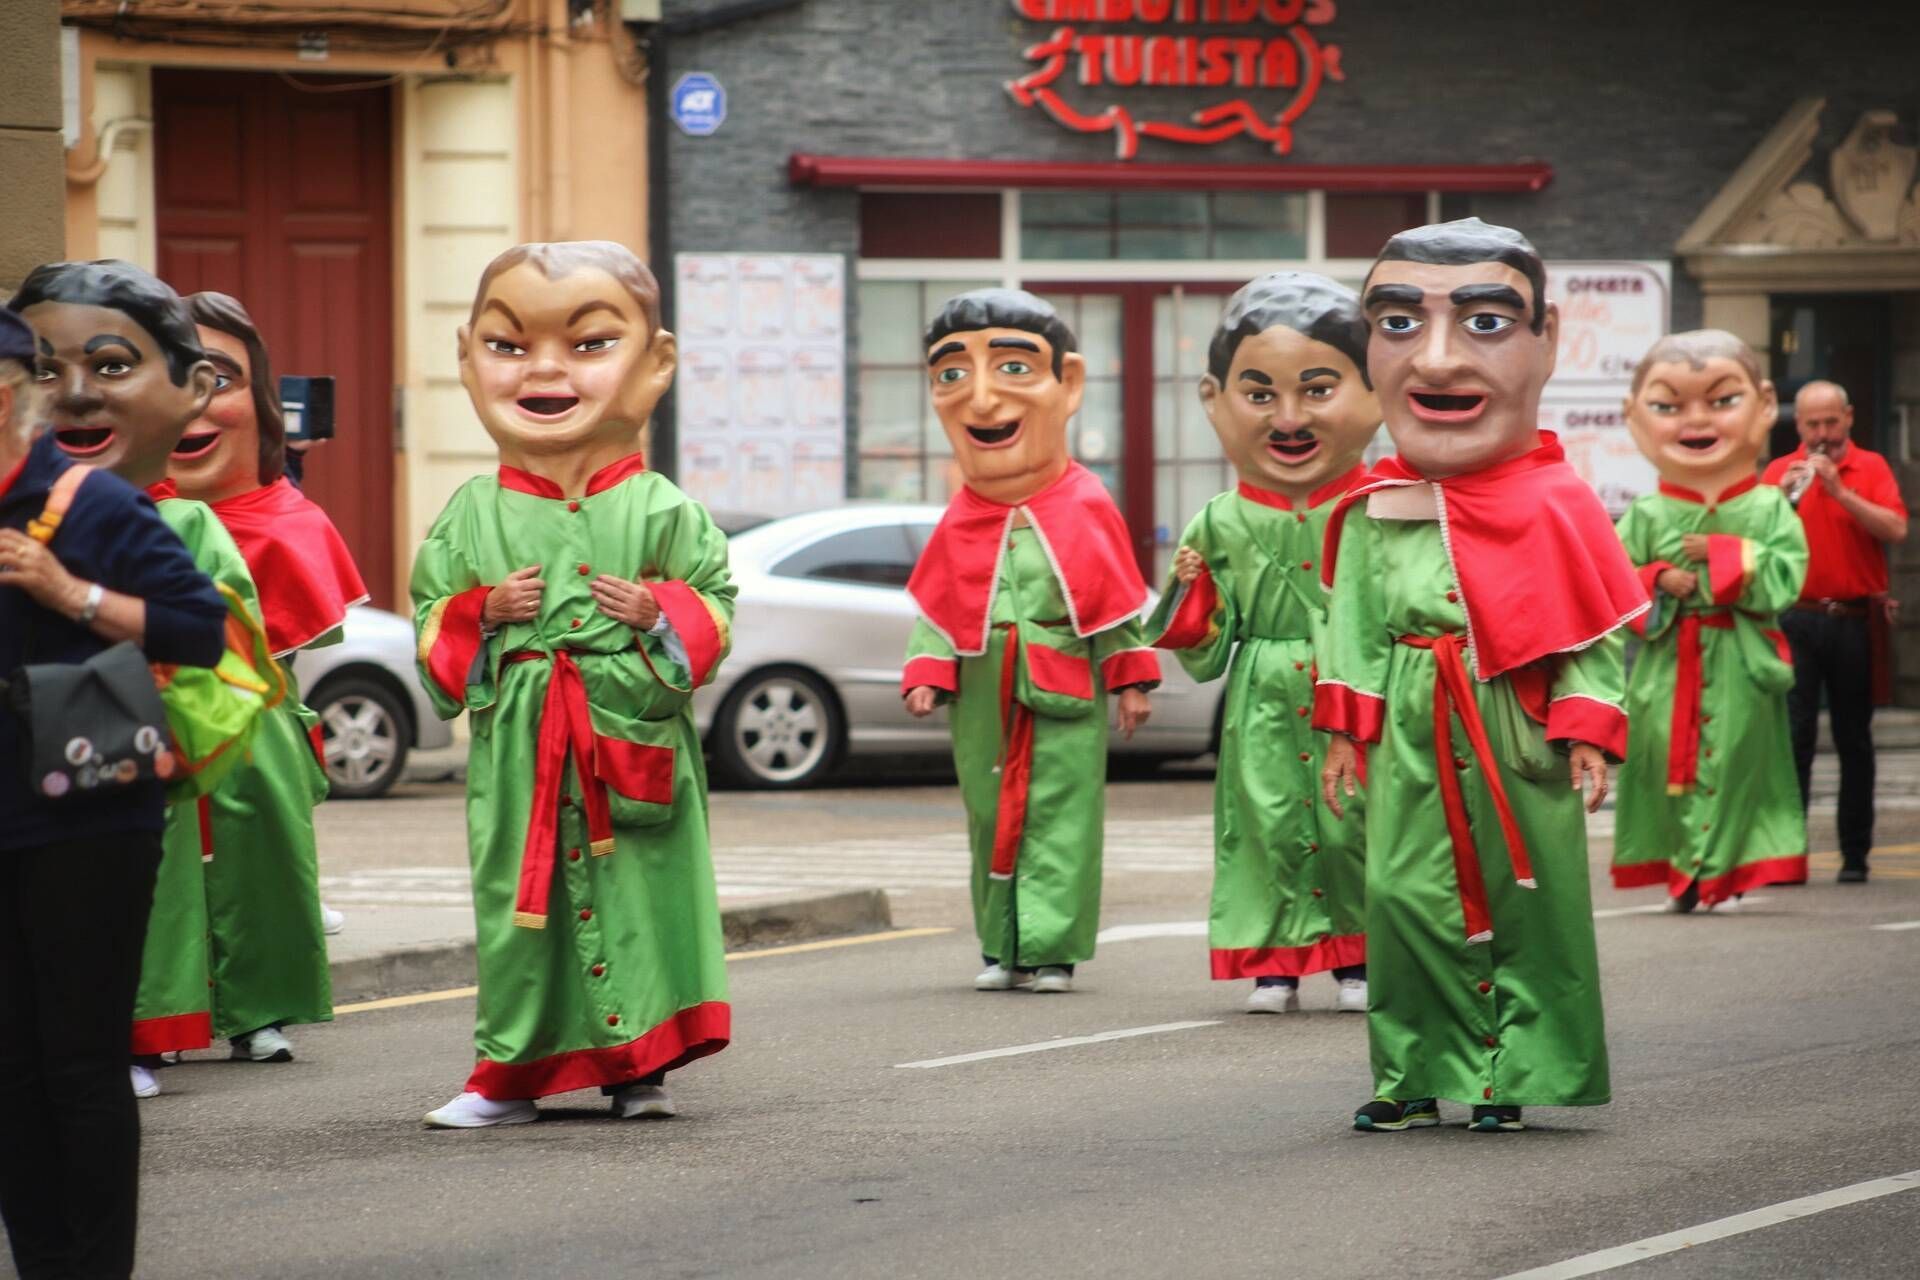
481,299,525,328
1237,369,1274,385
84,335,141,358
1364,283,1424,310
987,337,1042,353
927,341,966,365
566,300,623,326
1449,283,1527,311
1299,367,1342,382
204,350,244,374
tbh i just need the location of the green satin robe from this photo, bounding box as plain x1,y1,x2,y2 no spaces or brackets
1319,509,1620,1109
906,527,1152,969
1149,488,1366,979
1612,485,1808,903
135,498,331,1047
411,464,734,1099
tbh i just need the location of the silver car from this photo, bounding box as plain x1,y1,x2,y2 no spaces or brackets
693,504,1222,789
291,605,455,799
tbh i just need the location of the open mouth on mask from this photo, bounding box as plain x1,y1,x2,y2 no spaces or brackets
517,396,580,419
1677,434,1722,452
1266,430,1321,463
965,420,1022,447
170,430,221,459
1408,389,1488,423
53,426,116,457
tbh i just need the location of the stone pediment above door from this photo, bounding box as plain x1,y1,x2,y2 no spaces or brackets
1678,100,1920,291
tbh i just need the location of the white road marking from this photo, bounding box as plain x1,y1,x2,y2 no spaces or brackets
1591,896,1770,920
1097,921,1209,944
895,1021,1219,1070
1494,1168,1920,1280
1870,920,1920,932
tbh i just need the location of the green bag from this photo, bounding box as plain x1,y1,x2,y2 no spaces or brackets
151,580,283,800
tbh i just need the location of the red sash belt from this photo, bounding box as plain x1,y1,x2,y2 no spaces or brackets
1668,610,1734,795
504,649,614,929
989,621,1034,882
1397,633,1535,944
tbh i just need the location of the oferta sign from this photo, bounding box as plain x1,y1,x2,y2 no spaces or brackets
1006,1,1346,159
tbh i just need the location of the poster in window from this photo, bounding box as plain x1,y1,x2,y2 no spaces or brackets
791,256,844,341
677,437,736,510
736,257,789,340
677,345,731,431
736,346,791,431
792,346,844,431
676,256,734,341
734,438,791,514
791,438,844,512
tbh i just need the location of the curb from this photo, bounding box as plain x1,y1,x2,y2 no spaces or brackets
328,887,894,1005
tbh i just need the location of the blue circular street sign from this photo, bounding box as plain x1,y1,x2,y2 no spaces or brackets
671,72,727,138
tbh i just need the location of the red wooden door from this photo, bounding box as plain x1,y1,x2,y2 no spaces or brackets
153,70,396,606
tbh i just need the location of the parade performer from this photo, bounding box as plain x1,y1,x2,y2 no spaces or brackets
1612,331,1808,911
1148,272,1376,1014
142,291,358,1069
903,289,1159,994
1315,220,1647,1134
411,241,733,1128
7,262,293,1100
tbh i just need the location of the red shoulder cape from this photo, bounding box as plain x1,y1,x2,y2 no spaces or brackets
1320,433,1649,681
202,478,369,656
908,462,1148,656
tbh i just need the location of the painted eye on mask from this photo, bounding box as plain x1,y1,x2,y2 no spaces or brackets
1377,315,1421,335
1246,389,1275,405
997,360,1033,376
575,337,619,353
213,373,235,391
484,339,526,357
1710,393,1744,410
934,367,967,385
97,360,133,378
1463,313,1515,335
1304,384,1336,401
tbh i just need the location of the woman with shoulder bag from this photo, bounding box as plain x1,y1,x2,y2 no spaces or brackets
0,296,226,1280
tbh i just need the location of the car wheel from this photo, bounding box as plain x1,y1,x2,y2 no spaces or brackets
711,667,843,789
312,676,411,799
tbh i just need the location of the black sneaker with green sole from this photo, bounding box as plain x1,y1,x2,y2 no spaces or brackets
1353,1098,1439,1132
1469,1105,1525,1132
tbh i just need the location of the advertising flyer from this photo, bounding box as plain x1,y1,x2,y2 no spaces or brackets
674,253,848,516
1542,260,1671,514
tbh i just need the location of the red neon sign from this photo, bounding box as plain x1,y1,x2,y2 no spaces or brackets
1006,1,1346,160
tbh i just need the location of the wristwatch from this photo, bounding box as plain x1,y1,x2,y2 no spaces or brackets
75,581,104,625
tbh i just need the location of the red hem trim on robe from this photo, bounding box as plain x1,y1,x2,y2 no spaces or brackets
497,453,648,499
131,1011,212,1055
1312,681,1385,744
901,654,959,695
1100,646,1161,691
651,579,724,688
1153,568,1219,651
1210,933,1365,980
421,585,490,704
1547,695,1629,763
1611,854,1808,906
466,1001,730,1101
1706,534,1749,606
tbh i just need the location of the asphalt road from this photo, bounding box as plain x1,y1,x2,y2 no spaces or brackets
106,788,1920,1280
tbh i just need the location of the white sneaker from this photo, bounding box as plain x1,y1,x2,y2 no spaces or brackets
610,1084,677,1119
1710,895,1743,913
320,903,346,935
1030,966,1074,994
230,1026,294,1063
423,1091,537,1129
130,1064,160,1099
974,963,1029,991
1336,978,1369,1013
1246,983,1300,1014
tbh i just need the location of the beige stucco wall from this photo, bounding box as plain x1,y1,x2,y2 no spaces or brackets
1,1,66,290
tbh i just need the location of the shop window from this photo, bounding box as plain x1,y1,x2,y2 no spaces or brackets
1021,191,1306,260
1325,193,1428,259
860,193,1001,260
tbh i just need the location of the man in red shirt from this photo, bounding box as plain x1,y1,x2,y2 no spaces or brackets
1761,380,1910,881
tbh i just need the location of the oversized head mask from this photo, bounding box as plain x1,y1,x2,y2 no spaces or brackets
460,241,677,476
1624,330,1776,500
1363,218,1558,479
9,260,215,490
1200,272,1379,498
170,292,285,503
925,289,1085,506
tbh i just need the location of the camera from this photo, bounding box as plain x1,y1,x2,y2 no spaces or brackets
278,375,335,443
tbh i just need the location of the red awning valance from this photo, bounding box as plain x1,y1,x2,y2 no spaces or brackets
789,154,1552,194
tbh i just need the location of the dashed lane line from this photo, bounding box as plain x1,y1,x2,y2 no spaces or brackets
894,1021,1221,1070
1869,920,1920,932
1493,1168,1920,1280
